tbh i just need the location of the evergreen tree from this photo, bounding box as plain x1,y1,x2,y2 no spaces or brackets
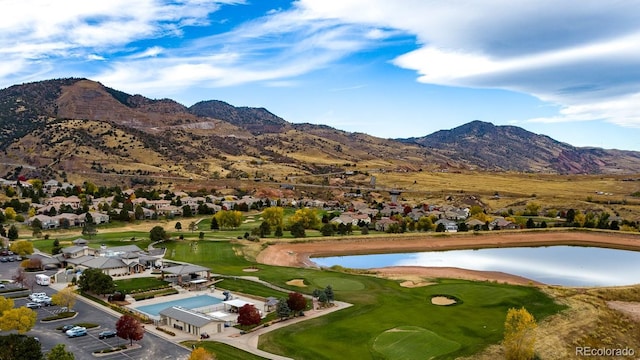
276,298,291,319
7,225,18,240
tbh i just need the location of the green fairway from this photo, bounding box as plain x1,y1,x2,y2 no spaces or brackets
149,240,565,359
373,326,461,360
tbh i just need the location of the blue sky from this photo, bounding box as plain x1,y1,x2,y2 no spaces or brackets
2,1,640,150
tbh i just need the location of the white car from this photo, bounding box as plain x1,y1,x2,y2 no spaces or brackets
66,326,87,338
29,292,47,301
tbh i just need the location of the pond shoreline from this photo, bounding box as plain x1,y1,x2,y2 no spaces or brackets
256,230,640,286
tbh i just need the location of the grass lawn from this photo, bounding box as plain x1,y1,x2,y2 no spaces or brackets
163,240,565,360
113,277,170,293
181,341,268,360
215,277,289,299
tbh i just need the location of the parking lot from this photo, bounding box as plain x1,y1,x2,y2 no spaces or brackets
2,259,191,360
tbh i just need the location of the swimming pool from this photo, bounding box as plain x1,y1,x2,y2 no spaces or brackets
135,295,223,317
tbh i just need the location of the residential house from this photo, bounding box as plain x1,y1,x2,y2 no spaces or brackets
375,217,398,231
435,219,458,232
44,195,82,209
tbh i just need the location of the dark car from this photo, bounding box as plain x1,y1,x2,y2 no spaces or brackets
98,330,117,339
61,324,75,332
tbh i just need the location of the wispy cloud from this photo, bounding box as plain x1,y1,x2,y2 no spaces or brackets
293,0,640,128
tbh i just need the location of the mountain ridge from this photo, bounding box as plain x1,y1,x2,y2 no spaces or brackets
1,78,639,181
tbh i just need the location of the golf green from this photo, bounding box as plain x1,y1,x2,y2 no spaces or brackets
373,326,461,359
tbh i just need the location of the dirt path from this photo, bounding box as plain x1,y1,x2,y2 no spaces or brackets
256,230,640,285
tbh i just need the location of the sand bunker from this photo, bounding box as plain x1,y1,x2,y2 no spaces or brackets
286,279,307,287
431,296,457,306
400,280,434,288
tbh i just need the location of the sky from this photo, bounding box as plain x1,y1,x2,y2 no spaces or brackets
2,0,640,150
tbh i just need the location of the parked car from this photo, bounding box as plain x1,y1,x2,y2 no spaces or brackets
61,324,75,332
0,283,5,289
98,330,117,339
34,297,53,306
29,293,47,301
0,258,6,263
26,302,42,309
66,326,87,338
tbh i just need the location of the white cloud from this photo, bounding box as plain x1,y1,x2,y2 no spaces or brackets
294,0,640,127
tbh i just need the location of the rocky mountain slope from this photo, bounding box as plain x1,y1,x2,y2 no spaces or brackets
0,78,639,183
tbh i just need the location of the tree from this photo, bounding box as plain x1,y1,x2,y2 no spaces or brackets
77,268,115,296
52,238,62,255
0,296,14,314
188,221,198,232
116,314,145,346
435,223,446,232
0,307,37,333
12,267,28,288
24,257,43,270
525,218,536,229
274,226,283,238
52,287,77,311
289,222,306,238
276,297,291,319
210,217,219,231
47,344,75,360
287,292,307,315
565,208,576,223
31,217,43,231
0,334,43,360
524,202,540,216
258,221,271,237
134,205,145,220
417,216,433,231
324,285,334,303
503,307,537,360
81,220,97,238
10,240,34,255
181,205,193,218
4,207,16,220
150,226,169,242
7,224,18,240
214,210,244,229
175,221,182,231
237,304,261,326
320,223,335,236
262,207,284,228
188,347,214,360
287,208,320,229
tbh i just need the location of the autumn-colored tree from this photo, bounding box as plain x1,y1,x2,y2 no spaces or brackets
214,210,244,229
116,314,145,346
0,307,37,333
503,307,537,360
237,304,261,326
52,287,77,311
188,347,215,360
261,207,284,228
10,240,34,256
3,207,16,220
287,292,307,315
287,208,320,229
0,296,14,314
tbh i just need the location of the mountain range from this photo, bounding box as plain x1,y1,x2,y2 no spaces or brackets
1,78,639,182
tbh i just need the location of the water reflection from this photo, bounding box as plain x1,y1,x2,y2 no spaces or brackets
312,246,640,286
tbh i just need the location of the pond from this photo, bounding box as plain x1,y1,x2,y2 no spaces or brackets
311,245,640,286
